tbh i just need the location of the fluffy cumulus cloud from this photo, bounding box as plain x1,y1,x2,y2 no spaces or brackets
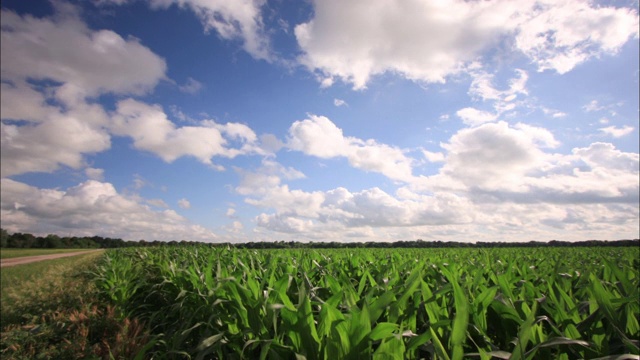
433,121,559,192
423,150,445,163
235,159,306,196
599,125,634,138
515,1,639,74
251,188,638,242
0,3,250,241
0,179,216,241
450,68,534,128
469,69,528,102
0,3,167,98
239,122,638,241
250,188,475,236
236,160,474,239
467,69,530,115
100,0,271,60
1,3,268,177
0,4,167,177
1,106,111,177
110,99,263,168
233,117,638,241
287,115,414,181
295,0,638,88
416,123,638,206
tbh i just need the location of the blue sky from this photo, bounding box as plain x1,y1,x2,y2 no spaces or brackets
1,0,638,243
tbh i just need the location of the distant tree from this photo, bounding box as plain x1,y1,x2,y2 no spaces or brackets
45,234,63,248
0,228,8,248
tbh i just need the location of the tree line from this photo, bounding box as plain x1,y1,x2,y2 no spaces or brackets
0,228,234,249
1,228,638,249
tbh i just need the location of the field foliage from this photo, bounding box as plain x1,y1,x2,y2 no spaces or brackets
92,246,639,359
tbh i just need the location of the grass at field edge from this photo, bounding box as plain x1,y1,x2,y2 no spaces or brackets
0,248,99,259
0,251,152,359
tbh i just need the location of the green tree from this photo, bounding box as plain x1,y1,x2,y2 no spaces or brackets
0,228,8,248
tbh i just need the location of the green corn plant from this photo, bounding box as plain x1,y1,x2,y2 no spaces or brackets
89,246,639,359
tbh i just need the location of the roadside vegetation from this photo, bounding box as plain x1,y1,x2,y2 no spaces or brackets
0,252,151,359
91,246,639,359
0,248,96,259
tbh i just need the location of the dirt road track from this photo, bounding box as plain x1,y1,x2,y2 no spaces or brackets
0,250,104,268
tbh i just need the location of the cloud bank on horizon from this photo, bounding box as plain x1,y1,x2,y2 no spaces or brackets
1,0,638,242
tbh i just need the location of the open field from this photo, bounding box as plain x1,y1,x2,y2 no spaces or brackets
0,248,97,259
91,246,639,359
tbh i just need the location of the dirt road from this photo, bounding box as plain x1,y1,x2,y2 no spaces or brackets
0,250,104,268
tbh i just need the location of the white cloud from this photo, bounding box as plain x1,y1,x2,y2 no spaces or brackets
455,107,498,126
248,185,325,219
0,81,59,123
0,3,267,178
469,69,529,102
236,126,639,241
295,0,514,89
132,175,148,190
85,167,105,181
228,220,244,233
257,213,315,234
287,115,414,181
110,99,262,167
99,0,271,60
333,98,348,107
1,107,111,177
0,4,167,98
287,115,350,158
236,160,473,236
147,198,169,208
235,159,306,196
178,77,203,94
436,121,557,192
250,185,474,235
573,142,639,173
226,208,236,217
466,69,530,116
0,179,216,241
599,125,634,138
583,100,605,112
0,4,167,177
178,198,191,209
253,193,638,242
147,0,271,60
415,123,637,206
541,107,568,119
321,187,473,228
294,0,638,89
423,150,445,163
515,1,639,74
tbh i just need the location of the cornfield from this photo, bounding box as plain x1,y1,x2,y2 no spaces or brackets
92,246,639,359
